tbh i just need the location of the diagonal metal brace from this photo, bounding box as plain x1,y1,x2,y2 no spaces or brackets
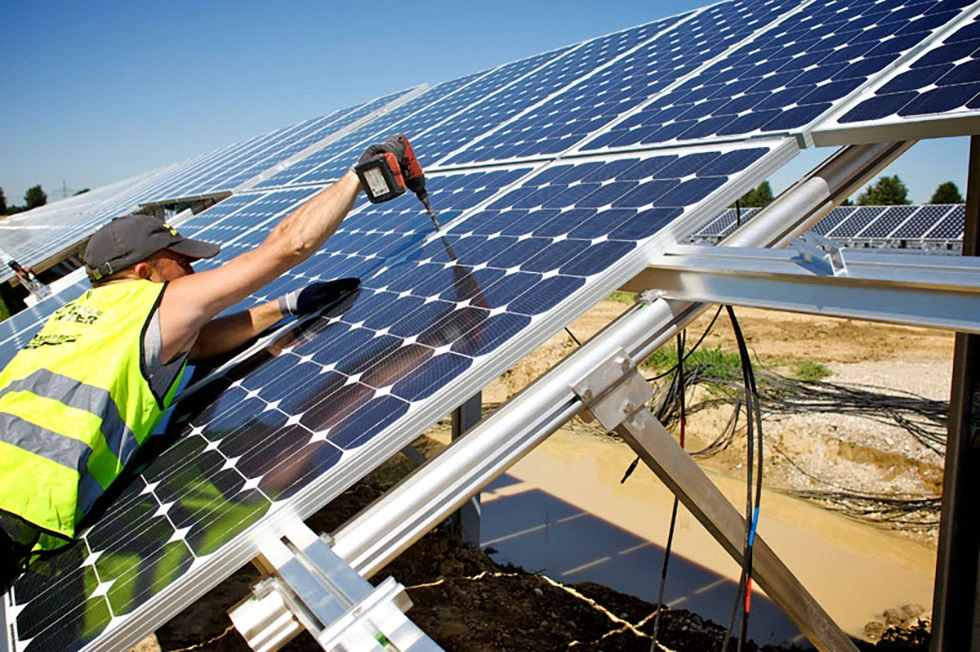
569,352,859,652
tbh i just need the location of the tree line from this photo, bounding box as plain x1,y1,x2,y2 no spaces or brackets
1,185,48,215
0,184,90,216
736,177,965,208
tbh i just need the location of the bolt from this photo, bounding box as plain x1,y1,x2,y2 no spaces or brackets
581,388,593,401
623,401,634,414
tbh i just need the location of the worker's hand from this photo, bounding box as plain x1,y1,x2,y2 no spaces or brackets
278,278,360,317
359,134,408,168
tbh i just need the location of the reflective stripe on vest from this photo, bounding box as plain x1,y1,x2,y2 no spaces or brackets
0,368,142,467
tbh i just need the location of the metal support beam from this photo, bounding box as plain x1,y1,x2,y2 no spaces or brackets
930,134,980,651
450,393,483,545
633,236,980,333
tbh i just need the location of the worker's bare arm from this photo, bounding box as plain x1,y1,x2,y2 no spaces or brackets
159,171,361,362
188,299,285,362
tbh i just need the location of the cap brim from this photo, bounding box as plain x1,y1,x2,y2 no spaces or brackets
169,238,221,261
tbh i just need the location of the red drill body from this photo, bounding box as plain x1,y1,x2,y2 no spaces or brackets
354,135,440,229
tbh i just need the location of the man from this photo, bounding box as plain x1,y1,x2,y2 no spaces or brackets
0,136,412,579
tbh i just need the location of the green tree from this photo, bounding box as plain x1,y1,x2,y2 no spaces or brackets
0,187,6,215
929,181,964,204
737,181,774,208
24,185,47,209
856,175,910,206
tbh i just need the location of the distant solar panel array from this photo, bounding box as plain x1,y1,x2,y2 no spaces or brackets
691,203,967,251
3,1,979,651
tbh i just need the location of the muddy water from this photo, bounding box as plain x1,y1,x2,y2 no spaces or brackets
478,429,936,647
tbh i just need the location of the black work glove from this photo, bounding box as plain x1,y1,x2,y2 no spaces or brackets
278,278,360,316
358,134,408,168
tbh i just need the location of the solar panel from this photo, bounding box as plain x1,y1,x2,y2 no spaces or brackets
446,0,796,165
581,0,977,153
891,203,955,238
924,203,967,238
0,167,176,282
854,205,918,238
694,206,763,239
144,88,417,203
825,206,885,237
2,138,797,652
0,88,418,285
813,5,980,145
253,46,578,188
251,70,501,188
810,206,854,236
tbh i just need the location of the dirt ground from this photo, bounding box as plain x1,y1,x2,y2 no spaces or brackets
137,303,953,652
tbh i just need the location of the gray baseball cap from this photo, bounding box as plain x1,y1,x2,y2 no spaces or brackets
84,214,220,282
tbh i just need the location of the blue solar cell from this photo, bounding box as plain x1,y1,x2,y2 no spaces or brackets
390,352,472,401
878,64,953,94
899,82,980,115
915,38,980,67
941,59,980,86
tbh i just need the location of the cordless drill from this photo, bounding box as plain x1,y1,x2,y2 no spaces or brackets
354,134,440,229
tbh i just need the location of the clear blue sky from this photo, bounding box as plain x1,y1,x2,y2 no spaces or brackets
0,0,970,207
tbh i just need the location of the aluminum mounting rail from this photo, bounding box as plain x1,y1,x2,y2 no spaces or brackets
631,231,980,333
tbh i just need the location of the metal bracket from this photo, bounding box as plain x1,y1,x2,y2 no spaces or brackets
791,231,848,276
229,518,442,652
570,348,653,430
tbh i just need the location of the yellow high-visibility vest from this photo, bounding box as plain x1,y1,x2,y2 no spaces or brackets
0,280,186,550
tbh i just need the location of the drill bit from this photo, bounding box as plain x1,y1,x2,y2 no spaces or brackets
419,194,440,230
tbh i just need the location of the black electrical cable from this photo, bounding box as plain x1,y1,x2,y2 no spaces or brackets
720,306,764,652
564,327,582,347
623,305,726,484
650,331,686,650
645,305,725,382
